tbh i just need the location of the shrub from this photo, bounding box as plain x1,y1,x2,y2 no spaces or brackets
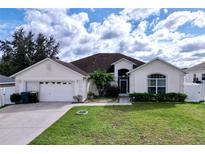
10,93,21,104
73,95,83,103
87,92,95,99
129,92,187,103
156,93,167,102
165,93,187,102
176,93,187,102
105,85,119,97
129,93,156,102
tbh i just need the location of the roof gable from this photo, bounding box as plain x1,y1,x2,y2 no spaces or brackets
128,58,186,74
186,61,205,72
111,58,136,66
11,58,88,78
71,53,145,73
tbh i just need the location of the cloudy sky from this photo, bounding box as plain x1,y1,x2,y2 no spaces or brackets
1,8,205,68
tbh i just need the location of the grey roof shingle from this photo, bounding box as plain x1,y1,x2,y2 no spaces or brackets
0,74,14,83
187,61,205,72
71,53,145,73
52,59,88,76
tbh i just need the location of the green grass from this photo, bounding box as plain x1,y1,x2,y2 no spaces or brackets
30,103,205,145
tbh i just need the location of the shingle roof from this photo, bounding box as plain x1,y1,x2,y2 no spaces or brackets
0,74,14,83
71,53,145,73
53,59,88,76
187,61,205,72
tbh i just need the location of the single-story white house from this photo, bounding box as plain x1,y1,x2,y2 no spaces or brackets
11,53,185,102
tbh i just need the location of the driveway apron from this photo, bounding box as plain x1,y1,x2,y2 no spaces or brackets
0,102,72,145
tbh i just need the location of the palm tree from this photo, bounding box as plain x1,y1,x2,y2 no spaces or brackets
89,69,114,96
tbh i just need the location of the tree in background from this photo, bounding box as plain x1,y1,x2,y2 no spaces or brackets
0,28,59,76
89,69,114,96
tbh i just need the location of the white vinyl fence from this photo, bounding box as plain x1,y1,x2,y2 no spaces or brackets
184,83,205,102
0,87,15,107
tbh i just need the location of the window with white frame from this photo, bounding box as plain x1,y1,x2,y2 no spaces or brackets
148,74,166,94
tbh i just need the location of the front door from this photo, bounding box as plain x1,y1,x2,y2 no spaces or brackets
120,79,128,94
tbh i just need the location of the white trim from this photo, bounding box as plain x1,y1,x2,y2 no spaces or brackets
10,58,86,78
127,57,186,74
0,82,15,85
111,58,136,66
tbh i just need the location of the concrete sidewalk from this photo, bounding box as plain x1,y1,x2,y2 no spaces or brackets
72,102,132,106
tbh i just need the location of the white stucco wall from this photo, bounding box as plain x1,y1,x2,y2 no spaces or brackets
88,80,99,96
14,59,88,101
184,70,205,83
114,59,133,80
129,60,185,93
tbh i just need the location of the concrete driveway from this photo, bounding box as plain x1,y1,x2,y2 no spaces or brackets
0,102,72,145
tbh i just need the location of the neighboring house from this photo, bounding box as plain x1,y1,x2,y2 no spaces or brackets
0,74,15,87
184,61,205,83
11,53,185,102
0,75,15,106
184,61,205,102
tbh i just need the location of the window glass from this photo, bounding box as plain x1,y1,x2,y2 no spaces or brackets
148,74,166,94
148,87,156,94
148,74,165,78
157,87,166,94
157,79,165,86
148,79,156,86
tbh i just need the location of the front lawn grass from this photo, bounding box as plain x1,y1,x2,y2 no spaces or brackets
30,103,205,144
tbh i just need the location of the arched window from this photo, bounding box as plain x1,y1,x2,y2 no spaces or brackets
148,74,166,94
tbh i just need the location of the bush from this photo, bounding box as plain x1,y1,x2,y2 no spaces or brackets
129,92,187,103
129,93,156,102
87,92,95,99
178,93,187,102
10,93,21,104
73,95,83,103
105,85,119,97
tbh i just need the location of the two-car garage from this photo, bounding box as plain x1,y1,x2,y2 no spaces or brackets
39,81,74,102
12,58,88,102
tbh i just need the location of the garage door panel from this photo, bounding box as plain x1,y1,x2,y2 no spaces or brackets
39,82,74,102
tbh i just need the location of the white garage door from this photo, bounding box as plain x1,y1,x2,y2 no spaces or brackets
39,81,74,102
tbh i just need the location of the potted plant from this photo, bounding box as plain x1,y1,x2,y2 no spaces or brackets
73,95,83,103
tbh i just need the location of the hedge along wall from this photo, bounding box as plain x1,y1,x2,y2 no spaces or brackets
129,92,187,102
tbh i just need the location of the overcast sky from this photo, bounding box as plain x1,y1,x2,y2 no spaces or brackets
1,8,205,68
